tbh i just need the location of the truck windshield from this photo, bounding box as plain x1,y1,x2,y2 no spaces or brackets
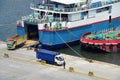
7,41,14,46
58,57,64,61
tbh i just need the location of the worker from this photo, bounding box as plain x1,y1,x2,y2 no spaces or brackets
63,61,66,69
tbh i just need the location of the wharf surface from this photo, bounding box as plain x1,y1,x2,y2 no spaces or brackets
0,41,120,80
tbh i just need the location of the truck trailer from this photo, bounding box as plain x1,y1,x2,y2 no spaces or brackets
36,49,65,65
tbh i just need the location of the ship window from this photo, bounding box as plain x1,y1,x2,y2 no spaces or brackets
96,6,111,13
56,57,59,60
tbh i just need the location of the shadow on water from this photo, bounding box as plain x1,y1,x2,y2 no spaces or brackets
55,45,120,65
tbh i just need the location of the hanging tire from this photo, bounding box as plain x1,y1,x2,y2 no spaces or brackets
109,44,113,50
117,43,120,48
102,44,106,49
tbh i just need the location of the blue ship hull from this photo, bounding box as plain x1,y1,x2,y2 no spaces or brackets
40,40,80,50
17,17,120,50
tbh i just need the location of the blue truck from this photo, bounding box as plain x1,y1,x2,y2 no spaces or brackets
36,49,65,65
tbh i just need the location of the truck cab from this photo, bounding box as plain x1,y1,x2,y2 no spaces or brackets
7,39,16,49
55,55,64,65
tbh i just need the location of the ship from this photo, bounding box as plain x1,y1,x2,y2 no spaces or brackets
80,27,120,52
16,0,120,50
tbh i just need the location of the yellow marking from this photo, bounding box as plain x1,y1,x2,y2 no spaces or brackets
69,67,74,72
41,60,46,65
88,71,94,76
45,64,108,80
0,53,108,80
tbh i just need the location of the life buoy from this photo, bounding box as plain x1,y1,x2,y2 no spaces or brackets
109,44,113,50
95,44,99,48
91,44,95,48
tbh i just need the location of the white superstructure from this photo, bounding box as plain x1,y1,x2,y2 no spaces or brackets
23,0,119,30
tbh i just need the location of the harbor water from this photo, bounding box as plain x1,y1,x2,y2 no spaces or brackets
0,0,120,65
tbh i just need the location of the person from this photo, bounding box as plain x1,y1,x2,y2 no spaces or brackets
63,61,66,69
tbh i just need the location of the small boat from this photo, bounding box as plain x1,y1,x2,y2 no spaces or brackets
80,27,120,52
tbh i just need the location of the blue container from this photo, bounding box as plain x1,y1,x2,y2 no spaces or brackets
90,1,102,8
36,49,60,62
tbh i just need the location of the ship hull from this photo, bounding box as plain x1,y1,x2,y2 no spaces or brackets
40,40,80,50
80,32,120,53
38,17,120,50
81,42,120,53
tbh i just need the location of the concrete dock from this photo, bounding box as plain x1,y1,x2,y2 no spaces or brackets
0,42,120,80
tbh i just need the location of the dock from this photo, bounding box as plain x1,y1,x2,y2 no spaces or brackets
0,41,120,80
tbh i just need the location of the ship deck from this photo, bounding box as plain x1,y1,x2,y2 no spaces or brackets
86,29,120,40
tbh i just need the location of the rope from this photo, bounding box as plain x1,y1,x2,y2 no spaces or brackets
41,11,49,22
66,29,80,38
55,31,84,58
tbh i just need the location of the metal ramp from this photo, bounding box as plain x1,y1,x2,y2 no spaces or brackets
24,40,39,49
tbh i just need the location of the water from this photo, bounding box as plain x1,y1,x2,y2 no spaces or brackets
0,0,120,65
56,45,120,65
0,0,33,41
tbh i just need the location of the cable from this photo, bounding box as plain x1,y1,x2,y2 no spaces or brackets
66,29,80,38
55,31,84,58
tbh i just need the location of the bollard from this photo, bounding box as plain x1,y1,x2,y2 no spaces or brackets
86,59,93,63
41,60,46,65
88,71,94,76
29,47,32,50
4,53,9,58
27,47,29,50
69,67,74,72
88,59,93,63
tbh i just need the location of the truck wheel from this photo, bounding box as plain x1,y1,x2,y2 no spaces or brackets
36,59,42,62
54,62,59,66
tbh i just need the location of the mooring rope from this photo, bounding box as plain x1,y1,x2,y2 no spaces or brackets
55,31,84,58
66,29,80,38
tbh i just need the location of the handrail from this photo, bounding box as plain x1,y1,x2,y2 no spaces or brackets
30,0,120,13
81,36,120,44
81,38,120,44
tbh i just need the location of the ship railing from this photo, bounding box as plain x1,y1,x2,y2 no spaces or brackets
22,13,68,24
30,0,120,13
82,36,120,44
23,16,68,31
30,3,86,12
21,15,40,23
24,18,67,25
